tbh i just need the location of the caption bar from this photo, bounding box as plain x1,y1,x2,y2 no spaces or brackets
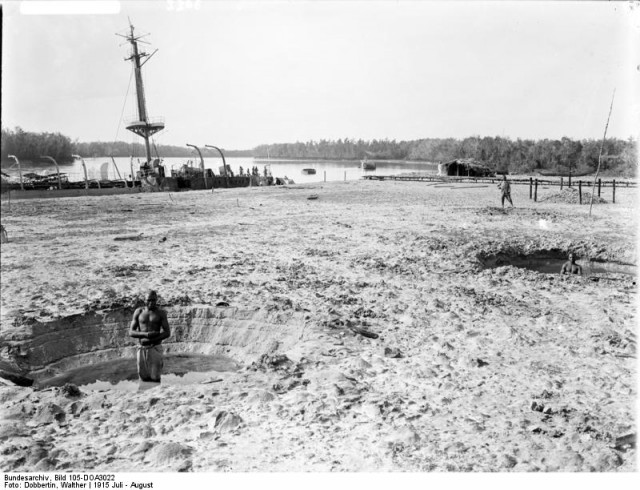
3,474,153,489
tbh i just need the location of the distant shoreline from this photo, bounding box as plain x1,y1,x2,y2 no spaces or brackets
254,158,438,165
1,157,440,168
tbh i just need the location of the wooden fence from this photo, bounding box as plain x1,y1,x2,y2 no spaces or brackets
361,175,636,204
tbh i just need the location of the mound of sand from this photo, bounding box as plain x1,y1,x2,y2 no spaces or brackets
541,187,607,205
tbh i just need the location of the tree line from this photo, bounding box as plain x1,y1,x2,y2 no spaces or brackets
1,127,76,164
0,127,252,164
255,136,637,176
72,140,253,159
2,127,636,176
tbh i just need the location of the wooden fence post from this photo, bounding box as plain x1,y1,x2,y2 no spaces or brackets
324,171,326,182
598,178,601,197
534,179,538,202
613,179,616,203
560,177,563,190
529,177,533,199
579,181,582,204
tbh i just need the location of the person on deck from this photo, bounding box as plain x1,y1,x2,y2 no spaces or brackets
560,252,583,275
129,290,171,382
498,174,514,208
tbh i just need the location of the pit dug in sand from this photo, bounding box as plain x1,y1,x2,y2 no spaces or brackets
479,251,637,278
38,353,240,392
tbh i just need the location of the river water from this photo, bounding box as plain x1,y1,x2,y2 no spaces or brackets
2,157,438,185
39,353,240,392
485,257,637,278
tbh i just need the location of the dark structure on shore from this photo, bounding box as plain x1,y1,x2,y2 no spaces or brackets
438,158,495,177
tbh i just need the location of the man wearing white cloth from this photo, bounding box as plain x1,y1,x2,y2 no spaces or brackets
129,290,171,382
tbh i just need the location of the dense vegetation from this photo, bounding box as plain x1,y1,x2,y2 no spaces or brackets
1,127,636,177
0,127,76,164
0,127,252,164
255,136,637,176
71,140,252,159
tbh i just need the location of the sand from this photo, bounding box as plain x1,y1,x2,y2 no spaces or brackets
0,179,637,472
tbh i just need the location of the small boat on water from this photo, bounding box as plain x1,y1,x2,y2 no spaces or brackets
361,160,376,170
302,168,316,175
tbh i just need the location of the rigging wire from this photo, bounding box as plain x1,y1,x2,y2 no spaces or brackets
153,139,160,159
106,65,135,181
113,65,134,146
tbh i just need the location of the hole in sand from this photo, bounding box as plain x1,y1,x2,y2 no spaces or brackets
38,354,240,391
479,251,637,278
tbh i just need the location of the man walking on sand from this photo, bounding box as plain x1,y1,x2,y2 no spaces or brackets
129,290,171,382
498,174,514,208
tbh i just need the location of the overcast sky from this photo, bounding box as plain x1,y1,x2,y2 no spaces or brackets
2,0,639,150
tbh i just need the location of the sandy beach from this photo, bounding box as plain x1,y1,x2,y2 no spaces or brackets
0,178,636,472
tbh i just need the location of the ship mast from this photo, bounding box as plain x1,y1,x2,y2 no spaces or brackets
117,22,164,168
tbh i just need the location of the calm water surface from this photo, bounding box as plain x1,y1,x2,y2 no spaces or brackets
2,157,438,184
493,258,637,277
39,354,239,392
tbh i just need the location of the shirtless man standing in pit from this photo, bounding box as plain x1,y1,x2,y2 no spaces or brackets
129,290,171,382
560,252,583,275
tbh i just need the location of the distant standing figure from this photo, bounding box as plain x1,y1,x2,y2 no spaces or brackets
560,252,583,275
498,174,514,208
0,225,8,244
129,290,171,382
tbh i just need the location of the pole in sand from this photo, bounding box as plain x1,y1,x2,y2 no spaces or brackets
568,160,572,187
613,179,616,204
579,181,582,204
589,90,615,216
